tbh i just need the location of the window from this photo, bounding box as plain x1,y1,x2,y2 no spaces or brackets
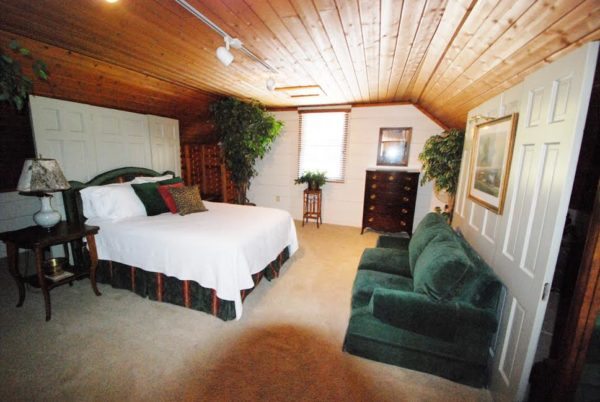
297,109,349,182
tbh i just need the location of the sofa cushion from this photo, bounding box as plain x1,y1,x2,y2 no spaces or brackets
357,248,411,277
408,223,455,274
452,233,503,310
413,238,473,301
376,235,410,250
414,212,447,231
351,270,413,308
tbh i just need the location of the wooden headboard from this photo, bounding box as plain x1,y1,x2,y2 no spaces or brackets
62,167,175,225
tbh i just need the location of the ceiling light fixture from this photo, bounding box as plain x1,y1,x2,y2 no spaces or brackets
216,36,242,66
175,0,277,73
266,77,276,91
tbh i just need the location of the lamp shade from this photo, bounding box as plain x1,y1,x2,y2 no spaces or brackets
17,158,70,193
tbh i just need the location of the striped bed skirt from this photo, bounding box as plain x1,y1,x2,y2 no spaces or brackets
94,247,290,321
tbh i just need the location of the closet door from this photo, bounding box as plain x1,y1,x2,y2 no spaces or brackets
91,105,152,173
147,115,181,176
29,95,96,182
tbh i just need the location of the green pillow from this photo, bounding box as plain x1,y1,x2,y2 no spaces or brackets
131,182,168,216
159,177,183,185
412,238,473,301
408,224,454,275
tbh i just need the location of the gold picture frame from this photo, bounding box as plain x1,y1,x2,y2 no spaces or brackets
467,113,518,214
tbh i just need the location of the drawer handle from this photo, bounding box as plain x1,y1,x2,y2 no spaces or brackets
370,194,376,200
371,184,377,189
403,197,409,202
401,208,408,214
406,177,413,182
369,205,375,211
368,217,374,223
400,221,407,226
372,174,377,180
388,175,395,181
404,186,411,191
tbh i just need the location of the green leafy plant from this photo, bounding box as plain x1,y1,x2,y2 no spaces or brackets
418,128,465,215
210,97,283,204
294,171,327,190
0,40,48,111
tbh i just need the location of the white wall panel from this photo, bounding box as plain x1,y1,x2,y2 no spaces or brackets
148,115,181,176
248,105,445,228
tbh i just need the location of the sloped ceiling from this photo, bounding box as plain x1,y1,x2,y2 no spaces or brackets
0,0,599,129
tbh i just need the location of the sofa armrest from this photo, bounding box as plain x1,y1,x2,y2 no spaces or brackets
370,288,497,342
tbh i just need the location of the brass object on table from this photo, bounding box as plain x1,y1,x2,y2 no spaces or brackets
44,257,66,276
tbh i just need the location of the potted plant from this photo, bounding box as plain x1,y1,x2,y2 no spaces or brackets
210,97,283,205
1,40,48,111
295,171,327,190
418,128,465,218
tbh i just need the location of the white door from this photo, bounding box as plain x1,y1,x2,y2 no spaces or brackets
147,115,181,175
91,105,152,173
29,95,97,182
489,43,598,401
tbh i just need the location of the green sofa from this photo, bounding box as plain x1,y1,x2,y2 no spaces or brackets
343,212,504,387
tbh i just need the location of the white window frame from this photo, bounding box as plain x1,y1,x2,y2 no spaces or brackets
297,109,350,183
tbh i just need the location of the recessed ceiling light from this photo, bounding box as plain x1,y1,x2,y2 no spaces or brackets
105,0,119,3
275,85,326,97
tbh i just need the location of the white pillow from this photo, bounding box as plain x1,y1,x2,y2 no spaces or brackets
131,174,173,184
80,183,146,220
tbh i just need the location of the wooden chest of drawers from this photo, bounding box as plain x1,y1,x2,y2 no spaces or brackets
361,170,419,234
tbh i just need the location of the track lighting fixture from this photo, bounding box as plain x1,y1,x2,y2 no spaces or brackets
176,0,278,73
216,36,241,67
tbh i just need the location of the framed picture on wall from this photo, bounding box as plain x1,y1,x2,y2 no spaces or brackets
377,127,412,166
467,113,519,214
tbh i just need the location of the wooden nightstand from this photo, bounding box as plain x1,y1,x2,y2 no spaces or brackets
0,221,100,321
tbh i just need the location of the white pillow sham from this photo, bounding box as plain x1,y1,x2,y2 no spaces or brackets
131,174,173,184
80,183,146,220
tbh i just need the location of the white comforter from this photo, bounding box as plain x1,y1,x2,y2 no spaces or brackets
87,201,298,319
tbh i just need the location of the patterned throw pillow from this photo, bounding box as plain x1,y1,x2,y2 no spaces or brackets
168,185,208,215
158,182,184,213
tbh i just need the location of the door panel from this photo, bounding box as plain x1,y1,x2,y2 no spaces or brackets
489,43,598,401
453,43,598,402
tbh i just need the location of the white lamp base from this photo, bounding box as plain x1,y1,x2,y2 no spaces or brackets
34,196,61,229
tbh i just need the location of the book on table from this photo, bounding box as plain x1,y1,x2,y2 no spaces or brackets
45,270,74,282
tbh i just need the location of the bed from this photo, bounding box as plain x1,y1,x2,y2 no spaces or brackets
62,167,298,320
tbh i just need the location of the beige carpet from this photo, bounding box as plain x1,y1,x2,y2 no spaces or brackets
0,222,491,402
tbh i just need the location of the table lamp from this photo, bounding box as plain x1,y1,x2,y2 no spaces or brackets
17,158,71,229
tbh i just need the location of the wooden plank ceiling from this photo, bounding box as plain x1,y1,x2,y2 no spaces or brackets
0,0,599,129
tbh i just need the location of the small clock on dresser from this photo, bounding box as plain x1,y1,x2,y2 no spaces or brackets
361,169,419,235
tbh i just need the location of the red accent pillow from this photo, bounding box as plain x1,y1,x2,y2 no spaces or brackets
158,182,185,213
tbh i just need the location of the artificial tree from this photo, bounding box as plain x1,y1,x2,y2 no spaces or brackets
210,97,283,204
418,128,465,218
0,40,48,111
